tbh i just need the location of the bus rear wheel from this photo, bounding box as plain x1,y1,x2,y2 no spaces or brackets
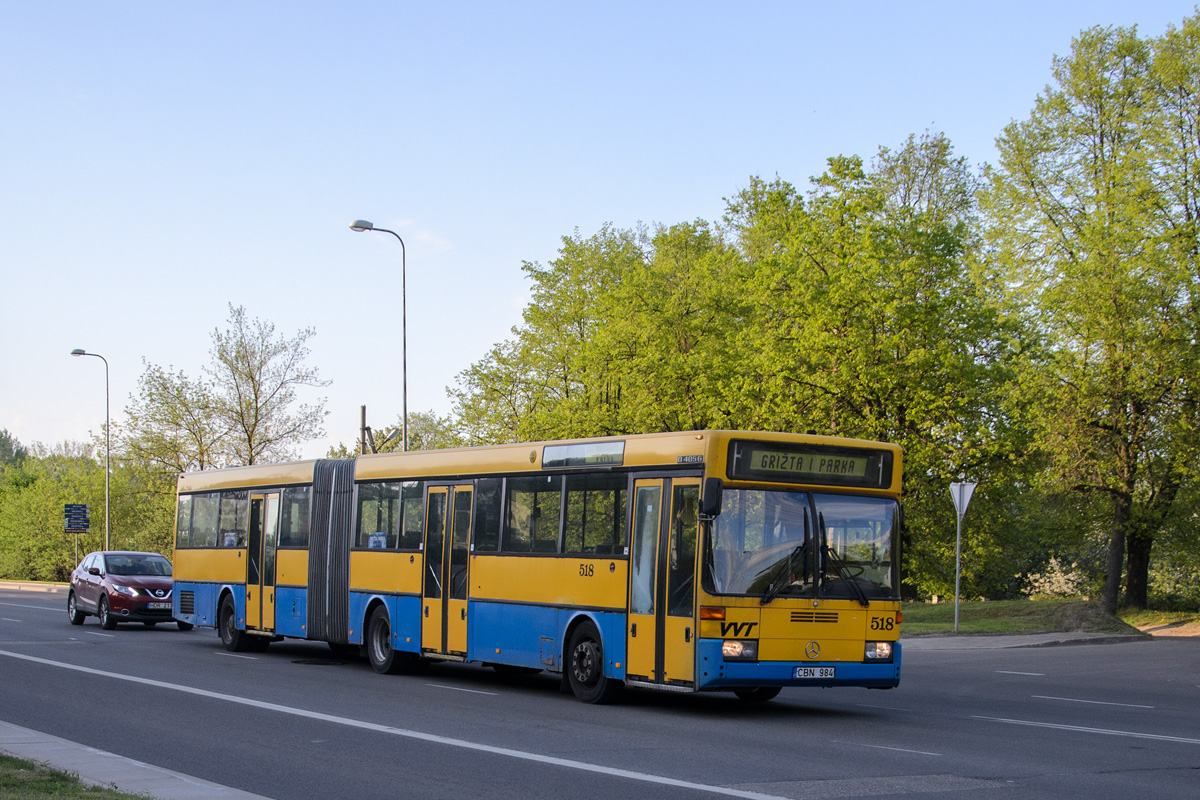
219,595,250,652
367,606,423,675
567,621,622,704
734,687,781,703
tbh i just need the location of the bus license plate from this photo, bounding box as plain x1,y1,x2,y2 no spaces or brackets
795,666,835,679
148,602,171,610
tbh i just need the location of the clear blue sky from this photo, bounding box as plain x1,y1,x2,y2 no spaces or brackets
2,1,1195,459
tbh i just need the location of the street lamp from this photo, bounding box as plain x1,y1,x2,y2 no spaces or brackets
70,348,110,550
349,219,408,452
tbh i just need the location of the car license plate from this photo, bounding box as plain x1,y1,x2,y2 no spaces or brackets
147,602,171,610
795,666,835,679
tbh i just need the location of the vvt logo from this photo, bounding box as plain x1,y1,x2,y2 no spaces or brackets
720,621,758,637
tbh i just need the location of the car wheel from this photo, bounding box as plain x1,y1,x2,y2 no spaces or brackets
177,620,194,631
67,592,85,625
567,620,622,704
218,595,249,652
733,686,781,703
98,597,117,630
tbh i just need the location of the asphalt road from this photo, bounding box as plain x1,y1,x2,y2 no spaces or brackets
1,585,1197,800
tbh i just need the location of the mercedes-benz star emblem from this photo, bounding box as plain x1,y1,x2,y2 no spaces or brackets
805,641,821,659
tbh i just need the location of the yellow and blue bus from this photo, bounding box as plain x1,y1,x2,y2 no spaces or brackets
172,430,902,703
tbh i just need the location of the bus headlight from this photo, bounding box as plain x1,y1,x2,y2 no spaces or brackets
722,640,758,661
864,641,893,662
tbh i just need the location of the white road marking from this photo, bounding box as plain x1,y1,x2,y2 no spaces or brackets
973,716,1200,745
217,652,258,660
994,670,1044,676
1032,695,1154,709
427,683,499,696
855,742,941,756
0,601,62,612
0,649,793,800
85,632,114,638
1,618,21,623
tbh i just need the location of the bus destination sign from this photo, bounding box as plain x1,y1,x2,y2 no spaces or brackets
750,449,867,478
728,440,892,489
543,441,626,469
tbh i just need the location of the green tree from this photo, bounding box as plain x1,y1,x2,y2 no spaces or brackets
209,304,331,465
983,21,1200,611
123,304,330,470
0,429,28,467
726,134,1029,599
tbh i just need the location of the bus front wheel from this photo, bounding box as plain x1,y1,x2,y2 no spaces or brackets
734,686,781,703
567,621,622,704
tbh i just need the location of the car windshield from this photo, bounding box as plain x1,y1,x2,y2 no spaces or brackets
105,555,172,577
703,489,897,600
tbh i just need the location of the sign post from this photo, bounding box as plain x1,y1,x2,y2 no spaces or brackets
949,482,977,633
64,504,90,565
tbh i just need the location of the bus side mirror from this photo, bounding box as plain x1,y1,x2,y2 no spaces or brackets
701,477,723,518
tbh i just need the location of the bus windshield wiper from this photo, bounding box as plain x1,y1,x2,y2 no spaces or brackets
760,542,808,606
818,512,869,607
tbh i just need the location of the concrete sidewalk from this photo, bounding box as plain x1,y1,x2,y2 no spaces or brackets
0,720,272,800
901,631,1149,651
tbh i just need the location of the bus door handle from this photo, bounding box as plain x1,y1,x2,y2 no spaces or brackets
631,623,637,637
460,608,466,620
685,627,691,643
424,605,429,617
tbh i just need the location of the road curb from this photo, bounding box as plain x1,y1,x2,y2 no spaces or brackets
0,720,272,800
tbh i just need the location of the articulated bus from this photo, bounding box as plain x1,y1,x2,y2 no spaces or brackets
172,430,902,703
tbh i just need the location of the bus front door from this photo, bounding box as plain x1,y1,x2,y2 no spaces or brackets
246,492,280,632
627,477,700,686
422,484,472,656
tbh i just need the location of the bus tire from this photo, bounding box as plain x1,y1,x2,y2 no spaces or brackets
218,595,250,652
734,687,781,703
567,620,622,704
367,606,412,675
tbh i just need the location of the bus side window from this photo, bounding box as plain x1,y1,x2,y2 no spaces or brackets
279,486,311,548
563,473,628,556
191,493,221,548
175,495,193,549
399,481,424,550
473,478,501,552
503,476,562,553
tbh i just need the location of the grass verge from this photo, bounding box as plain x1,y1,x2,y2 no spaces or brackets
900,598,1146,637
0,754,147,799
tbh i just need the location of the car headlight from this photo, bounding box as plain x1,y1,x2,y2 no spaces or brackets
722,640,758,661
865,641,893,661
110,584,137,597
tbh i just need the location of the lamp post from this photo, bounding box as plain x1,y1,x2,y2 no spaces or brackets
70,348,110,550
349,219,408,452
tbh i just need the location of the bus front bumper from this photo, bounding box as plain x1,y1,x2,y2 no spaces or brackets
695,639,901,690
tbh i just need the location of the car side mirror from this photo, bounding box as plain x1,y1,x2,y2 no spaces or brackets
700,477,723,519
88,567,101,576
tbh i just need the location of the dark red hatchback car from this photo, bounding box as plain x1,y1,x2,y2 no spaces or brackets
67,551,192,631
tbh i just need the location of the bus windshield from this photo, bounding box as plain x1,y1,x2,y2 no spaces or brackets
704,489,898,600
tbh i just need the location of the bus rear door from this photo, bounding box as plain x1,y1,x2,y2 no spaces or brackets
626,477,700,687
422,484,472,656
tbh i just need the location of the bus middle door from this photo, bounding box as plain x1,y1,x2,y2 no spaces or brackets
422,484,472,656
246,492,280,632
627,477,700,686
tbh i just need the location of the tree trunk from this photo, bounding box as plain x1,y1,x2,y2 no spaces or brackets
1101,493,1130,614
1125,527,1152,610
